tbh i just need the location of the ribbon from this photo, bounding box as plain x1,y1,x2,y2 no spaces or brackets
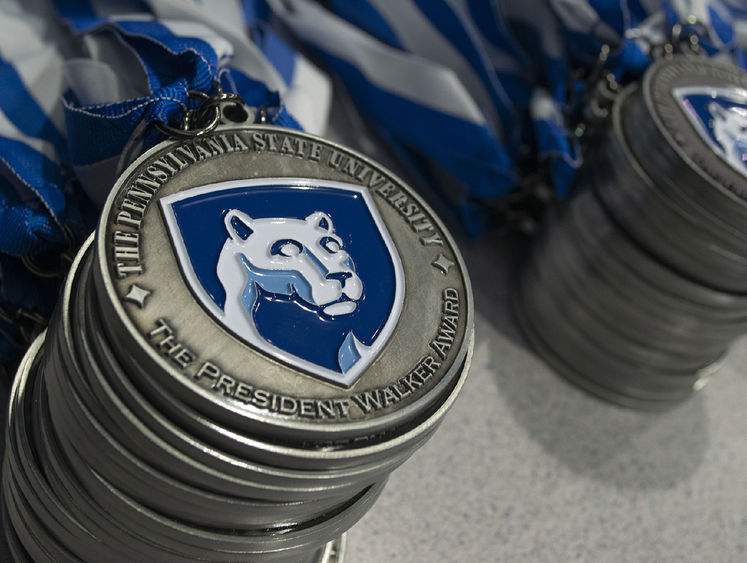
0,0,330,366
2,0,747,368
269,0,747,231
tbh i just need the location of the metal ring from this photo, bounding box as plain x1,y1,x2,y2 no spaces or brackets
198,91,244,111
154,90,221,139
197,91,250,124
155,104,221,138
670,16,707,55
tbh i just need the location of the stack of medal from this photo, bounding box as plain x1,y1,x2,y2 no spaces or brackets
516,55,747,409
2,122,473,561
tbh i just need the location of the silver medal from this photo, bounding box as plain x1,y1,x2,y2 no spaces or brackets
2,101,474,561
516,55,747,409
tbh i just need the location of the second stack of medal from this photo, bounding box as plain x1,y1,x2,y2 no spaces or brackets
3,124,473,562
516,56,747,409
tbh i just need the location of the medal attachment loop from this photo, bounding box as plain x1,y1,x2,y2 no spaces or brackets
155,88,251,139
648,16,708,59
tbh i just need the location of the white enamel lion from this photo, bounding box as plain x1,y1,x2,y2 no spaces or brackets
216,209,364,361
709,101,747,173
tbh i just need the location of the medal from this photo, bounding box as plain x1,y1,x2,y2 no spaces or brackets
602,57,747,292
516,55,747,409
3,92,474,561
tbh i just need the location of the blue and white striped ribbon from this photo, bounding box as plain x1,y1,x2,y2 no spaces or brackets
2,0,747,366
0,0,329,365
57,0,330,205
0,1,79,364
269,0,747,231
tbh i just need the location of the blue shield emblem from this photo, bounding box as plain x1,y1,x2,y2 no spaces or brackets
674,86,747,177
161,178,405,388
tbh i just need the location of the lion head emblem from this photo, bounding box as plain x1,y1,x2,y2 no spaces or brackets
216,209,368,371
708,101,747,173
160,178,405,385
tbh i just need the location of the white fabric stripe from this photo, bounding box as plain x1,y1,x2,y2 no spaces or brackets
268,0,486,126
550,0,604,34
77,31,150,103
93,0,246,36
639,0,663,15
368,0,498,132
181,0,246,36
0,1,67,139
64,59,134,107
108,13,155,21
283,55,331,135
733,20,747,49
146,0,287,93
160,20,234,63
0,110,59,163
530,88,562,123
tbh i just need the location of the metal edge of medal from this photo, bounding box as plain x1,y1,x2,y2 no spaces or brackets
0,125,474,559
79,227,458,496
611,82,747,294
514,75,743,408
5,332,359,561
61,236,394,516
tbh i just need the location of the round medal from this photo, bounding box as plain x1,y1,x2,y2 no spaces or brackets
94,125,472,444
3,104,474,561
516,56,747,409
635,56,747,202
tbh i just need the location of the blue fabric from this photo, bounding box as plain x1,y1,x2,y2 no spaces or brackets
61,18,221,170
413,0,518,146
533,118,579,199
465,0,533,108
296,0,747,234
256,28,297,86
55,0,100,32
329,0,405,50
322,51,516,199
3,0,747,367
0,0,306,365
0,56,67,156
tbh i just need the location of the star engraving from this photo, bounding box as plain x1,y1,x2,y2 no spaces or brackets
124,284,152,308
432,253,455,275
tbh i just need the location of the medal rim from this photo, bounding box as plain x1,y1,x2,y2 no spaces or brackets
95,124,474,440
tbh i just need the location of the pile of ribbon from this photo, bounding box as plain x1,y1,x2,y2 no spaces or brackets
1,0,746,369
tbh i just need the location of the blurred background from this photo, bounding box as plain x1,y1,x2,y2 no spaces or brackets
1,1,747,561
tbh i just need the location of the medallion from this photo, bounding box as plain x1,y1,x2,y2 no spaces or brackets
94,125,472,440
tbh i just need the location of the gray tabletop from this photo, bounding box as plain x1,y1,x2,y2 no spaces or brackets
345,234,747,563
